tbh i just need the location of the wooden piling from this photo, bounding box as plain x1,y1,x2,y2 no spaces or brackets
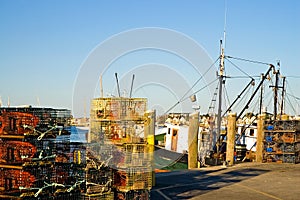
188,112,199,169
256,114,265,162
226,113,236,166
145,110,156,186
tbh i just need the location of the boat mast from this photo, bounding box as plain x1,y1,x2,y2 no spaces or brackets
269,67,280,120
216,39,225,153
280,76,286,117
237,64,275,120
273,70,279,119
259,73,264,114
216,2,227,153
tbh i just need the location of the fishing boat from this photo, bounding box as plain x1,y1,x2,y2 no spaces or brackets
154,114,190,169
152,31,296,167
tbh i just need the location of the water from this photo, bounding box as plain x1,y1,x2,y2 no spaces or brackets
70,126,88,143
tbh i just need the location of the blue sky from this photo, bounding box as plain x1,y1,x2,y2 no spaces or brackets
0,0,299,117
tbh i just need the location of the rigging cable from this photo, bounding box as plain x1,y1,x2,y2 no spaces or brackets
251,95,259,113
286,93,300,114
286,80,300,114
285,76,300,78
286,93,300,101
223,57,259,113
283,76,300,114
222,78,255,117
223,84,231,113
179,57,219,102
266,97,273,110
225,57,254,79
255,82,261,112
181,78,219,102
164,57,219,114
250,81,258,113
164,78,219,115
285,94,297,115
234,84,251,110
226,55,271,66
225,75,260,79
264,73,274,111
286,80,297,100
207,84,219,114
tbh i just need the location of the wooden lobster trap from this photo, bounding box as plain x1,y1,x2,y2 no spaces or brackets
90,98,147,121
113,167,152,192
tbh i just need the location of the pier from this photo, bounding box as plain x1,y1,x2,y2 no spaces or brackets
151,162,300,200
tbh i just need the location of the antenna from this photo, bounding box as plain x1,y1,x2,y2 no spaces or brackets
84,99,87,119
100,75,104,98
216,0,227,154
129,74,135,98
115,73,121,97
7,96,10,107
36,96,41,107
223,0,228,49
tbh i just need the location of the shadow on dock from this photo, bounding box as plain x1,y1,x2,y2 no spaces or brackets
151,166,269,199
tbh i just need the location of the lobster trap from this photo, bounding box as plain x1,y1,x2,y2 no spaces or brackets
89,118,146,145
114,143,152,169
90,98,147,121
115,190,150,200
0,107,71,137
89,98,147,143
81,191,114,200
0,107,86,200
87,97,154,199
113,167,152,192
0,98,154,199
263,120,300,164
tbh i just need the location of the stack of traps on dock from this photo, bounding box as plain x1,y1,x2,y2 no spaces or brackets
0,98,154,200
86,97,153,199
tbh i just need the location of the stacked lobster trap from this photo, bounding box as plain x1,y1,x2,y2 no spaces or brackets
0,107,86,199
263,119,300,163
87,97,153,200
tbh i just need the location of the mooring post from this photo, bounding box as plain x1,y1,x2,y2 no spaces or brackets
188,112,199,169
226,113,236,166
256,114,265,162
